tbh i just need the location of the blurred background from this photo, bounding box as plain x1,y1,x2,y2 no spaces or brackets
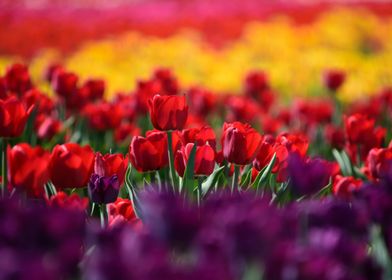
0,0,392,101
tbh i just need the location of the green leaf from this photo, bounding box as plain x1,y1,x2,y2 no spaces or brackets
332,149,350,176
181,143,197,195
240,166,252,187
314,176,333,198
124,164,143,219
252,153,277,191
202,165,225,198
340,150,353,176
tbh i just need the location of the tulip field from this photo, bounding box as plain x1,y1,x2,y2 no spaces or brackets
2,1,392,279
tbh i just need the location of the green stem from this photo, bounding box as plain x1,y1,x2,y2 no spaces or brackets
2,138,8,197
231,165,240,193
99,204,108,228
167,131,178,191
197,176,203,206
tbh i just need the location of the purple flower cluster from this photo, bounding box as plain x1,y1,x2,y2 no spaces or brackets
1,186,391,280
84,189,382,280
0,199,85,280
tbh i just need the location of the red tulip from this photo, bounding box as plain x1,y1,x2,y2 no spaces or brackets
153,68,179,95
52,70,78,98
225,96,260,123
48,143,95,189
332,175,362,199
174,143,215,177
48,191,88,211
148,94,188,131
94,152,128,185
276,132,309,157
82,79,105,101
222,122,262,165
83,102,122,131
344,114,385,163
129,131,168,172
0,77,8,99
344,114,376,144
114,123,140,144
8,143,50,197
323,69,346,91
181,126,216,149
188,86,217,117
325,125,345,150
4,63,32,95
37,117,62,140
0,97,33,138
23,89,55,115
253,136,289,175
366,147,392,180
108,198,138,226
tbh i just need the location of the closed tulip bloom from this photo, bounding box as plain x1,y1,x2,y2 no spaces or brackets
148,94,188,131
49,143,95,189
88,174,120,204
8,143,50,197
0,97,33,137
174,143,215,177
129,131,168,172
323,69,346,91
94,152,127,185
4,63,32,95
222,122,262,165
366,147,392,180
52,70,78,98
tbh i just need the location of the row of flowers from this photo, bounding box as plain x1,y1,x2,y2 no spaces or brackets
1,61,392,278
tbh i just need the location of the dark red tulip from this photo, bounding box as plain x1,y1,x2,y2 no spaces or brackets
323,69,346,91
222,122,262,165
8,143,50,197
245,71,269,95
4,63,32,95
129,131,168,172
148,94,188,131
48,191,89,211
82,79,105,101
174,143,215,177
153,68,179,95
0,97,33,138
94,152,127,185
52,70,78,98
332,175,362,199
44,63,64,83
48,143,95,189
181,126,216,149
0,77,8,99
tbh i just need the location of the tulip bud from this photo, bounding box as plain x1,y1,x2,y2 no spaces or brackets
88,174,120,204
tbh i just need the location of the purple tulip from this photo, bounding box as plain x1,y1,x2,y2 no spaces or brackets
88,174,120,204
